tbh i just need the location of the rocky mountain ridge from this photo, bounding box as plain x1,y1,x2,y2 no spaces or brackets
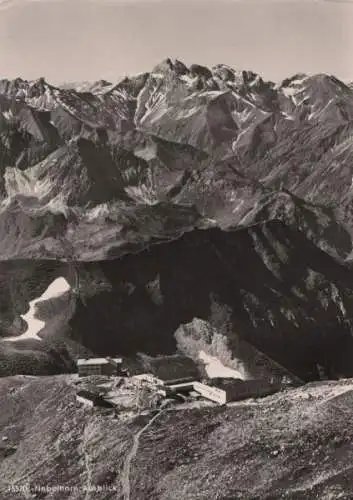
1,60,353,261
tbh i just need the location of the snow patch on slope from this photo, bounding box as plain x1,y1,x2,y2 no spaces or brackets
179,74,199,87
4,277,71,343
199,351,245,380
308,98,335,120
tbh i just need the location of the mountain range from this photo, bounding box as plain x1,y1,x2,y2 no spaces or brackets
2,59,353,381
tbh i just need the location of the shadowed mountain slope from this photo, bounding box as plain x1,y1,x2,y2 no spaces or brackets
1,222,353,381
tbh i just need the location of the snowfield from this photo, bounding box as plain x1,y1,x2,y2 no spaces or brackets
199,351,245,380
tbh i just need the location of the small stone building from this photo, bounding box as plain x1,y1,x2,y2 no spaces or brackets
76,389,115,408
77,357,123,377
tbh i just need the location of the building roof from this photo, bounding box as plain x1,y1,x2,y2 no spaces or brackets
106,357,123,366
211,378,282,397
207,377,244,388
77,389,100,399
77,358,122,366
144,355,200,384
211,379,245,391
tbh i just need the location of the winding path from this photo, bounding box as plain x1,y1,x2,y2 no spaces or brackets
81,417,94,500
121,401,170,500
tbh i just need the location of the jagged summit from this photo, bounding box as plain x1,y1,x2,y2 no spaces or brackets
152,57,189,75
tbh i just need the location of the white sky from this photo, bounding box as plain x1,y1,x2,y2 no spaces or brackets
0,0,352,83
